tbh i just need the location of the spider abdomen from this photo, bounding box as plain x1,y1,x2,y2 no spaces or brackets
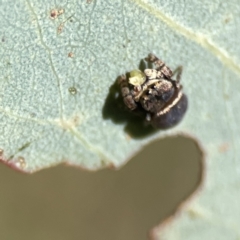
151,93,188,129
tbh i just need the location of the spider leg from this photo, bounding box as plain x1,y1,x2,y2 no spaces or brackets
172,66,183,83
146,113,151,122
145,53,173,79
118,75,137,110
134,79,164,101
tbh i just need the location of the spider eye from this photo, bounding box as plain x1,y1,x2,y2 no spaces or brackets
129,70,145,86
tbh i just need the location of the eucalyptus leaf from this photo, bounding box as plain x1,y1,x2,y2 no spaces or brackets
0,0,240,239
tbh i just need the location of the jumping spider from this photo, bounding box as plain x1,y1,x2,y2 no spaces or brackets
118,53,188,129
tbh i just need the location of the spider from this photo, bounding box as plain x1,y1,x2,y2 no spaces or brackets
118,53,188,129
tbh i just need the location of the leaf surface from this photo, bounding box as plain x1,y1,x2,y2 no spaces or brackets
0,0,240,239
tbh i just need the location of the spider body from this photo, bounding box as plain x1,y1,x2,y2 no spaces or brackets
119,54,188,129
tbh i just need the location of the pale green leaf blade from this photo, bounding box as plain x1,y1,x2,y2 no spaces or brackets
0,0,194,171
0,0,240,239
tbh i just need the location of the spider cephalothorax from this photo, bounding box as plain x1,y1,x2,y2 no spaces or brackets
118,53,188,129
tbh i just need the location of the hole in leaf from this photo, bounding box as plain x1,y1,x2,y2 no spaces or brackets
0,135,203,240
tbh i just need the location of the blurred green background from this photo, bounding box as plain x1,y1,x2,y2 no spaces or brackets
0,136,202,240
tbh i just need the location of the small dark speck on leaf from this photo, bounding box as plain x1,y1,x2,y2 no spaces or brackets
68,52,74,58
50,10,57,19
18,142,31,152
68,87,77,95
122,39,131,48
224,17,231,24
50,8,64,19
57,23,64,34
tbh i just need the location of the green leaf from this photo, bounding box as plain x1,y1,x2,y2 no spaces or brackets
0,0,192,171
0,0,240,238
